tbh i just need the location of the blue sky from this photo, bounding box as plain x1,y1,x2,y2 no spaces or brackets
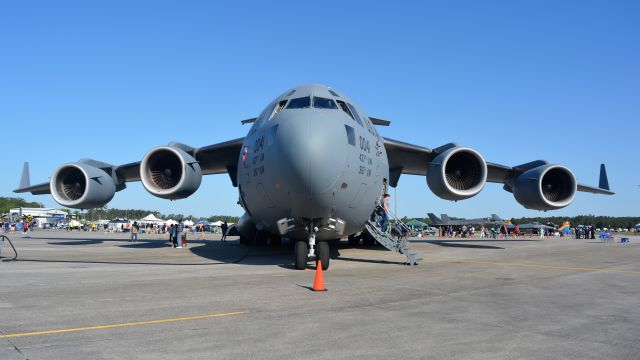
1,0,638,218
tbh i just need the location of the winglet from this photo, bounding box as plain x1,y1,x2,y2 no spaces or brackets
599,164,610,191
19,162,31,189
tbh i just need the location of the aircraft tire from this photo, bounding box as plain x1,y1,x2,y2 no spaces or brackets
316,241,330,270
294,240,308,270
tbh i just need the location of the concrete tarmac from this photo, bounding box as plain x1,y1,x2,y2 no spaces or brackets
1,230,639,359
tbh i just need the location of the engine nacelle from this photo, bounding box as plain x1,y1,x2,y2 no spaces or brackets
50,163,116,209
427,147,487,200
513,164,577,211
140,146,202,200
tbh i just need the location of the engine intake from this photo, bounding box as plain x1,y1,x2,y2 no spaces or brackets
50,163,116,208
140,146,202,199
427,147,487,200
513,164,576,210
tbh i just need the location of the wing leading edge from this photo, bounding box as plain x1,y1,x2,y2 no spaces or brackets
382,137,614,195
14,137,245,195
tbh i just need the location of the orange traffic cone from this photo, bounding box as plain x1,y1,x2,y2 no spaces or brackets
312,260,327,291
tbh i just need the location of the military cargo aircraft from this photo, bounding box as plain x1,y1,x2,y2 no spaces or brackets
14,84,613,270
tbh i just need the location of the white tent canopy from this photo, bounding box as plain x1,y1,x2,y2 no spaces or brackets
141,214,164,223
183,220,194,227
211,221,223,227
165,219,178,226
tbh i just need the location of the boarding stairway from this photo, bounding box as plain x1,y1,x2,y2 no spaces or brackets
364,220,417,266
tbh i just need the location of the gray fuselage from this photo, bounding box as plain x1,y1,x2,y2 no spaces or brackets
237,84,389,242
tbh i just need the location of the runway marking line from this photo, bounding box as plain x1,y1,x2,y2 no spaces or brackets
0,311,248,339
446,259,640,275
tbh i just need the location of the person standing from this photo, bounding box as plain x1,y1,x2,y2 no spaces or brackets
170,224,178,247
176,220,185,248
381,194,391,232
221,221,228,242
131,221,139,242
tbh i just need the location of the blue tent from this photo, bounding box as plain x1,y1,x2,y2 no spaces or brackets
406,219,428,228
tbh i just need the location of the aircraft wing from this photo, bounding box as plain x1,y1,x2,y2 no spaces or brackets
194,137,245,176
483,161,614,195
14,137,245,195
383,137,614,195
14,182,51,195
383,137,433,186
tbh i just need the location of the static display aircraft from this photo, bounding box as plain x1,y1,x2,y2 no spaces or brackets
506,222,556,234
14,84,614,270
427,213,504,227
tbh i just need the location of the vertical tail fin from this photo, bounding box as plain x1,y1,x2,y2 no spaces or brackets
19,162,31,189
427,213,441,224
491,214,502,221
599,164,610,191
441,214,450,223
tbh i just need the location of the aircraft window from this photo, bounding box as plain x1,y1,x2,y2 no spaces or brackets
286,97,311,109
344,125,356,146
337,100,355,120
346,103,364,127
328,89,340,97
270,100,288,120
313,97,338,109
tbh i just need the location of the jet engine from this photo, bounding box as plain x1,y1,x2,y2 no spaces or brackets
140,146,202,199
513,164,576,211
427,147,487,200
50,163,116,208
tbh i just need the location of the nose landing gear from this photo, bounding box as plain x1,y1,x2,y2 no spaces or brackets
293,226,330,270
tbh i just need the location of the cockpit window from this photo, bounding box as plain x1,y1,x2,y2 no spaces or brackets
313,97,338,109
270,100,288,120
346,103,364,127
286,97,311,109
286,89,296,96
328,89,340,97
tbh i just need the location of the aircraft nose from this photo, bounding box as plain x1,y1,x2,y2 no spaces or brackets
277,112,346,198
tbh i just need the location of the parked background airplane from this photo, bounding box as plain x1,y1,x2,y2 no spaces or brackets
14,84,614,270
505,222,557,235
427,213,504,227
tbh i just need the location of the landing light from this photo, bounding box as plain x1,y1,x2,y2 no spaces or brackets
328,218,346,236
277,218,296,235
